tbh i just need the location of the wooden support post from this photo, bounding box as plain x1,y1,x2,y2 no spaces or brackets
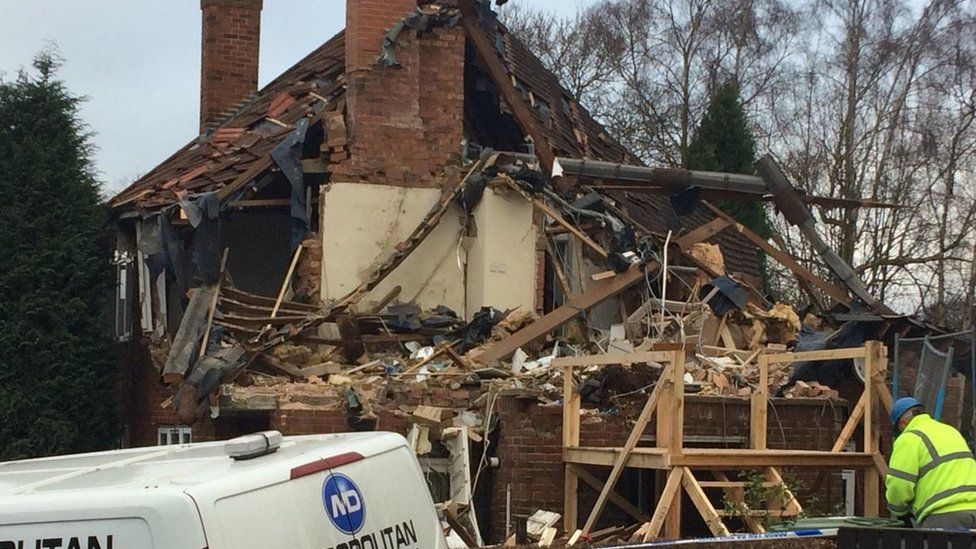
863,341,880,517
581,363,673,536
646,468,684,541
564,365,581,532
751,353,769,450
681,468,730,537
670,350,685,452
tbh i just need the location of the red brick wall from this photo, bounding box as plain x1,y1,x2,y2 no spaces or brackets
339,1,465,185
488,395,849,541
124,350,216,447
200,0,262,132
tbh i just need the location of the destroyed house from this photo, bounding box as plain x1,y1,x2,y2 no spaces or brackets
110,0,766,440
107,0,963,543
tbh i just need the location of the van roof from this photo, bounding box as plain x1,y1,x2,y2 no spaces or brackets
0,432,404,496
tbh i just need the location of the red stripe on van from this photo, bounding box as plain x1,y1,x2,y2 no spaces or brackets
289,452,365,479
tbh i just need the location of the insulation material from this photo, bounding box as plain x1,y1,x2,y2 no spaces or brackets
688,242,725,274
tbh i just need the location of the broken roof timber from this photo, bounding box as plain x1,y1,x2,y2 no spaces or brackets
459,0,557,178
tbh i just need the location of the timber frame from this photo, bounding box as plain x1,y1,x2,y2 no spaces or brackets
558,341,894,540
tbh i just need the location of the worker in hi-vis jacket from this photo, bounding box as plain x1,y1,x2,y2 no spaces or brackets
886,397,976,528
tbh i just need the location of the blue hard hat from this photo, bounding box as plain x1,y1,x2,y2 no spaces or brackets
891,397,923,426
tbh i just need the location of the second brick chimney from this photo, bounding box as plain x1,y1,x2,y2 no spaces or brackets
200,0,263,132
339,0,465,185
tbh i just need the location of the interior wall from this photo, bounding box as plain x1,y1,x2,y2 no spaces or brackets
320,182,539,320
321,183,466,314
465,186,537,316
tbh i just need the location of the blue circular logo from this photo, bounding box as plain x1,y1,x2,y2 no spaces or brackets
321,473,365,535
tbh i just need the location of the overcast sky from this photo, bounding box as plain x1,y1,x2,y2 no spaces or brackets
0,1,595,195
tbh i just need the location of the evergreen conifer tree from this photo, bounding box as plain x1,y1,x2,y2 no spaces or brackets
0,53,118,459
688,80,770,238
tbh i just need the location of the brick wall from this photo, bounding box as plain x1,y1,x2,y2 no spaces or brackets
488,395,850,541
125,351,216,447
200,0,262,132
338,0,465,185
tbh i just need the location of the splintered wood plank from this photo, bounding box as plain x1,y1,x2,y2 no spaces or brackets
474,262,660,365
645,468,684,541
581,363,674,536
681,468,730,537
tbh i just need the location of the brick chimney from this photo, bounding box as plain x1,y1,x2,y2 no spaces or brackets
200,0,263,132
339,0,465,185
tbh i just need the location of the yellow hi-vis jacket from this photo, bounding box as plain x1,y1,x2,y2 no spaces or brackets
886,413,976,521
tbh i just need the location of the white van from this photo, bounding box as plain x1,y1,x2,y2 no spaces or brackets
0,431,449,549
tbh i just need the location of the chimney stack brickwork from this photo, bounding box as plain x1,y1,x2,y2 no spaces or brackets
200,0,263,133
338,0,465,186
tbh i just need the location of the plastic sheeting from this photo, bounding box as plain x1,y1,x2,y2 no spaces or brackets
270,117,311,251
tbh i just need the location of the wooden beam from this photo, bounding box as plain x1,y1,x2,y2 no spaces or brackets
765,467,803,517
552,351,674,369
645,468,684,541
564,364,581,533
675,218,732,250
751,353,769,450
831,393,867,452
764,347,868,364
863,341,880,517
566,447,878,469
713,471,765,534
669,449,878,469
458,0,556,177
227,198,292,208
581,363,673,535
681,468,730,537
702,201,851,307
474,262,659,365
